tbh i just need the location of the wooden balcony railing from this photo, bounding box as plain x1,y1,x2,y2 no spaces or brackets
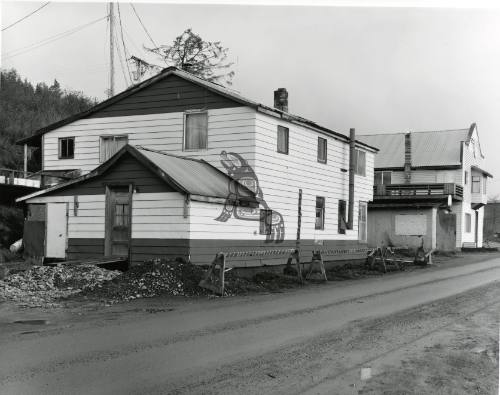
374,183,463,200
0,168,40,188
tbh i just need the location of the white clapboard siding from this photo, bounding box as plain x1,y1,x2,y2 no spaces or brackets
252,112,374,242
43,107,257,174
131,192,189,239
189,201,262,240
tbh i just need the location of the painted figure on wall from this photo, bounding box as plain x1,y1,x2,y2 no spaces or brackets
215,151,285,242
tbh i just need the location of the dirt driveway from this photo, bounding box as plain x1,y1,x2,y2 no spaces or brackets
0,252,499,394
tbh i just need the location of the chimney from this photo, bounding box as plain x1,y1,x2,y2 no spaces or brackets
404,132,412,184
347,128,356,230
274,88,288,112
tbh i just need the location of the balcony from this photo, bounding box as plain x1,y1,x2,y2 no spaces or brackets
0,168,40,205
373,183,463,202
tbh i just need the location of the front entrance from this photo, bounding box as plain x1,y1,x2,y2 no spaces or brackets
105,185,132,258
46,203,67,258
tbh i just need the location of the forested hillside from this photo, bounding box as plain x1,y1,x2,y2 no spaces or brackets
0,69,96,171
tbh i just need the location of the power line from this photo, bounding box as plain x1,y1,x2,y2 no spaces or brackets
2,16,107,60
2,2,50,32
129,3,159,49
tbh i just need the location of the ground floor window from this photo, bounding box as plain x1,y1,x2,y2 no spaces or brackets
338,199,347,234
315,197,325,230
358,201,367,242
260,209,273,235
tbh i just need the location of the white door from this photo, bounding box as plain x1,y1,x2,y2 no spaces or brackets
46,203,67,258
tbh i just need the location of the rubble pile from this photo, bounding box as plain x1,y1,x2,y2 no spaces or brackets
84,259,210,301
0,265,121,307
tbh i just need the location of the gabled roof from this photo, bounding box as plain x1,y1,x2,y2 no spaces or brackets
17,145,258,203
359,126,474,169
17,67,377,152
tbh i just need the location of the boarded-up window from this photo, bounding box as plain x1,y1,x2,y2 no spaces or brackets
358,201,367,242
472,176,480,193
260,209,273,235
315,197,325,230
59,137,74,159
317,137,327,163
465,213,472,233
277,126,289,154
395,214,427,235
355,149,366,176
374,171,391,185
185,112,208,150
100,135,128,162
338,199,347,234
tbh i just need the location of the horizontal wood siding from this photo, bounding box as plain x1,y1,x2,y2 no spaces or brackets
130,239,190,265
67,238,104,260
390,169,461,184
51,153,174,196
43,107,257,174
88,75,243,118
131,192,189,239
252,112,375,243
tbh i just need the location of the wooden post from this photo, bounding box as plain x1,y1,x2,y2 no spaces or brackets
23,144,28,177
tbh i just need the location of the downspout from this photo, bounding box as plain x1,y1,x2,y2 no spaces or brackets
347,128,355,230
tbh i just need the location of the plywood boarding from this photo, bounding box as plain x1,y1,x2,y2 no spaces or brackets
394,214,427,235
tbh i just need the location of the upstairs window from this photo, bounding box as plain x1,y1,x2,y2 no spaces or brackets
317,137,327,163
374,171,391,185
100,135,128,162
58,137,74,159
355,149,366,176
472,176,480,193
184,112,208,150
315,196,325,230
277,125,289,154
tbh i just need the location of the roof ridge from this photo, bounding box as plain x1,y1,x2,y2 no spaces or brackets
359,128,469,137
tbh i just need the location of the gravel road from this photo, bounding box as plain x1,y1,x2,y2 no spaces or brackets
1,255,499,394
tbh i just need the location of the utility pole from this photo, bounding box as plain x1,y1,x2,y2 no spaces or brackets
109,2,115,97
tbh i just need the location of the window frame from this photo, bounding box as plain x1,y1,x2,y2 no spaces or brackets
99,135,128,163
58,137,75,159
277,125,289,155
317,137,327,164
471,175,481,194
315,196,326,230
355,149,366,176
374,171,391,185
259,209,273,235
183,110,208,151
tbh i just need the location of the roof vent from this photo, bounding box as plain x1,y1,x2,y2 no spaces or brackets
274,88,288,112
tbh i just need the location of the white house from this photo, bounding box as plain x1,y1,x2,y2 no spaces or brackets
17,67,377,267
360,124,491,250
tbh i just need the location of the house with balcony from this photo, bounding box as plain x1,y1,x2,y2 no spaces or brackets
16,67,377,266
360,124,491,250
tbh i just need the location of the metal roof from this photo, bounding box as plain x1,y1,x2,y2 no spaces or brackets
359,128,470,169
16,67,377,152
17,145,257,203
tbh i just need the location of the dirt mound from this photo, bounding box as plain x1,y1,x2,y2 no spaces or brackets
0,265,121,307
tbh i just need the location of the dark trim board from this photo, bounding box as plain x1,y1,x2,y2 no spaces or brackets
66,238,367,267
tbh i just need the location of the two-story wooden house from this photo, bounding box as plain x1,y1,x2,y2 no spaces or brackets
17,67,377,267
360,124,491,251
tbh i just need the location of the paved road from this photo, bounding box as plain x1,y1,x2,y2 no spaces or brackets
1,257,500,394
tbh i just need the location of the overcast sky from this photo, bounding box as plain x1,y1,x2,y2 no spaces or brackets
2,1,500,196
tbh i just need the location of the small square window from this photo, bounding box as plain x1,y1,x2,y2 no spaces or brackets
315,196,325,230
185,112,208,150
277,126,289,154
318,137,327,163
58,137,74,159
260,209,273,235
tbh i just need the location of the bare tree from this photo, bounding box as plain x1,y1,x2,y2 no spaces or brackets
147,28,235,85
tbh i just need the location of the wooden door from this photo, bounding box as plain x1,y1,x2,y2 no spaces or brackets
46,203,67,258
105,185,132,258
